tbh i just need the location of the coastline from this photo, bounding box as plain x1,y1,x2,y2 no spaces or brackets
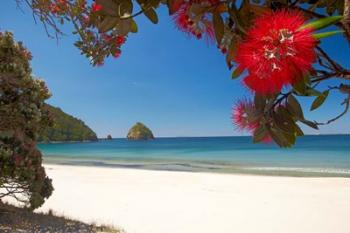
36,164,350,233
38,140,98,144
43,158,350,178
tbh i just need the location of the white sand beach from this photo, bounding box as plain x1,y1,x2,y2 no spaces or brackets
37,164,350,233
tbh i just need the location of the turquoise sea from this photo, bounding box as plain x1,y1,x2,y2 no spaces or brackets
39,135,350,177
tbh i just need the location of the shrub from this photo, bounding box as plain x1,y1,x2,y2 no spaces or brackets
0,31,53,209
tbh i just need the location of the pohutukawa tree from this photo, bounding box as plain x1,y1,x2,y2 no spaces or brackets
0,32,53,209
16,0,350,147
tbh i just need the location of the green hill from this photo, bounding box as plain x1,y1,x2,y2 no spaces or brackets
127,122,154,140
39,105,98,142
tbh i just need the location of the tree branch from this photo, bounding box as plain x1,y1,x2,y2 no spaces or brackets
316,96,350,125
343,0,350,42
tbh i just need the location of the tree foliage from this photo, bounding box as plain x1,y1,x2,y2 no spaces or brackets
0,32,53,209
17,0,350,147
39,105,98,142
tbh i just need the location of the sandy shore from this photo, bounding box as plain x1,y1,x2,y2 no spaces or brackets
37,164,350,233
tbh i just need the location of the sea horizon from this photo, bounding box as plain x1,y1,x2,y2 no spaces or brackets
98,133,350,139
38,133,350,143
39,135,350,177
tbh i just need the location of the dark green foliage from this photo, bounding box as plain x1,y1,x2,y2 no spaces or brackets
39,105,97,142
0,32,53,209
127,122,154,140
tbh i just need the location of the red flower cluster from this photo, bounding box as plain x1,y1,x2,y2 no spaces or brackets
102,34,126,45
112,36,125,58
91,2,103,12
235,10,316,95
49,0,68,14
232,100,271,143
100,34,126,60
232,100,257,131
113,50,121,58
13,154,23,166
116,36,126,46
172,0,218,40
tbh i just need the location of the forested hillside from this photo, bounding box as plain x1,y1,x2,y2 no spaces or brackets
39,105,98,142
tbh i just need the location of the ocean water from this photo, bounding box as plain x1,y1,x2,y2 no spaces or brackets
39,135,350,177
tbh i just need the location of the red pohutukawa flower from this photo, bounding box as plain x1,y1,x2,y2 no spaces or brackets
235,10,317,95
232,100,258,131
115,36,126,46
49,0,68,14
113,50,121,58
91,2,103,12
172,0,218,40
232,100,272,143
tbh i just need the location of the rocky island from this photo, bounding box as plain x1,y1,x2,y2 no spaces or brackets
127,122,154,140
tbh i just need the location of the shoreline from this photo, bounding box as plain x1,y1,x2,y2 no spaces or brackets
42,159,350,178
38,140,98,144
36,164,350,233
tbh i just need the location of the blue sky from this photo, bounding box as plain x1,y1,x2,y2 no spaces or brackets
1,1,350,138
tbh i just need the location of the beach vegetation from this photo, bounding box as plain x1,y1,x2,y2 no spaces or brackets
0,32,53,209
0,201,122,232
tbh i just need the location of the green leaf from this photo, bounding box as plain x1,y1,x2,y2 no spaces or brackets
254,94,266,112
0,130,14,138
300,16,343,31
232,66,244,79
253,124,267,143
213,12,225,45
283,131,296,146
310,90,329,111
305,87,322,96
167,0,175,14
119,0,133,16
287,95,304,120
272,108,297,134
143,8,158,24
293,78,307,95
267,127,293,148
225,38,238,69
97,16,119,33
117,19,133,35
300,119,319,130
294,123,304,136
167,0,181,15
313,30,344,40
148,0,162,8
96,0,119,16
228,5,247,35
130,19,138,33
